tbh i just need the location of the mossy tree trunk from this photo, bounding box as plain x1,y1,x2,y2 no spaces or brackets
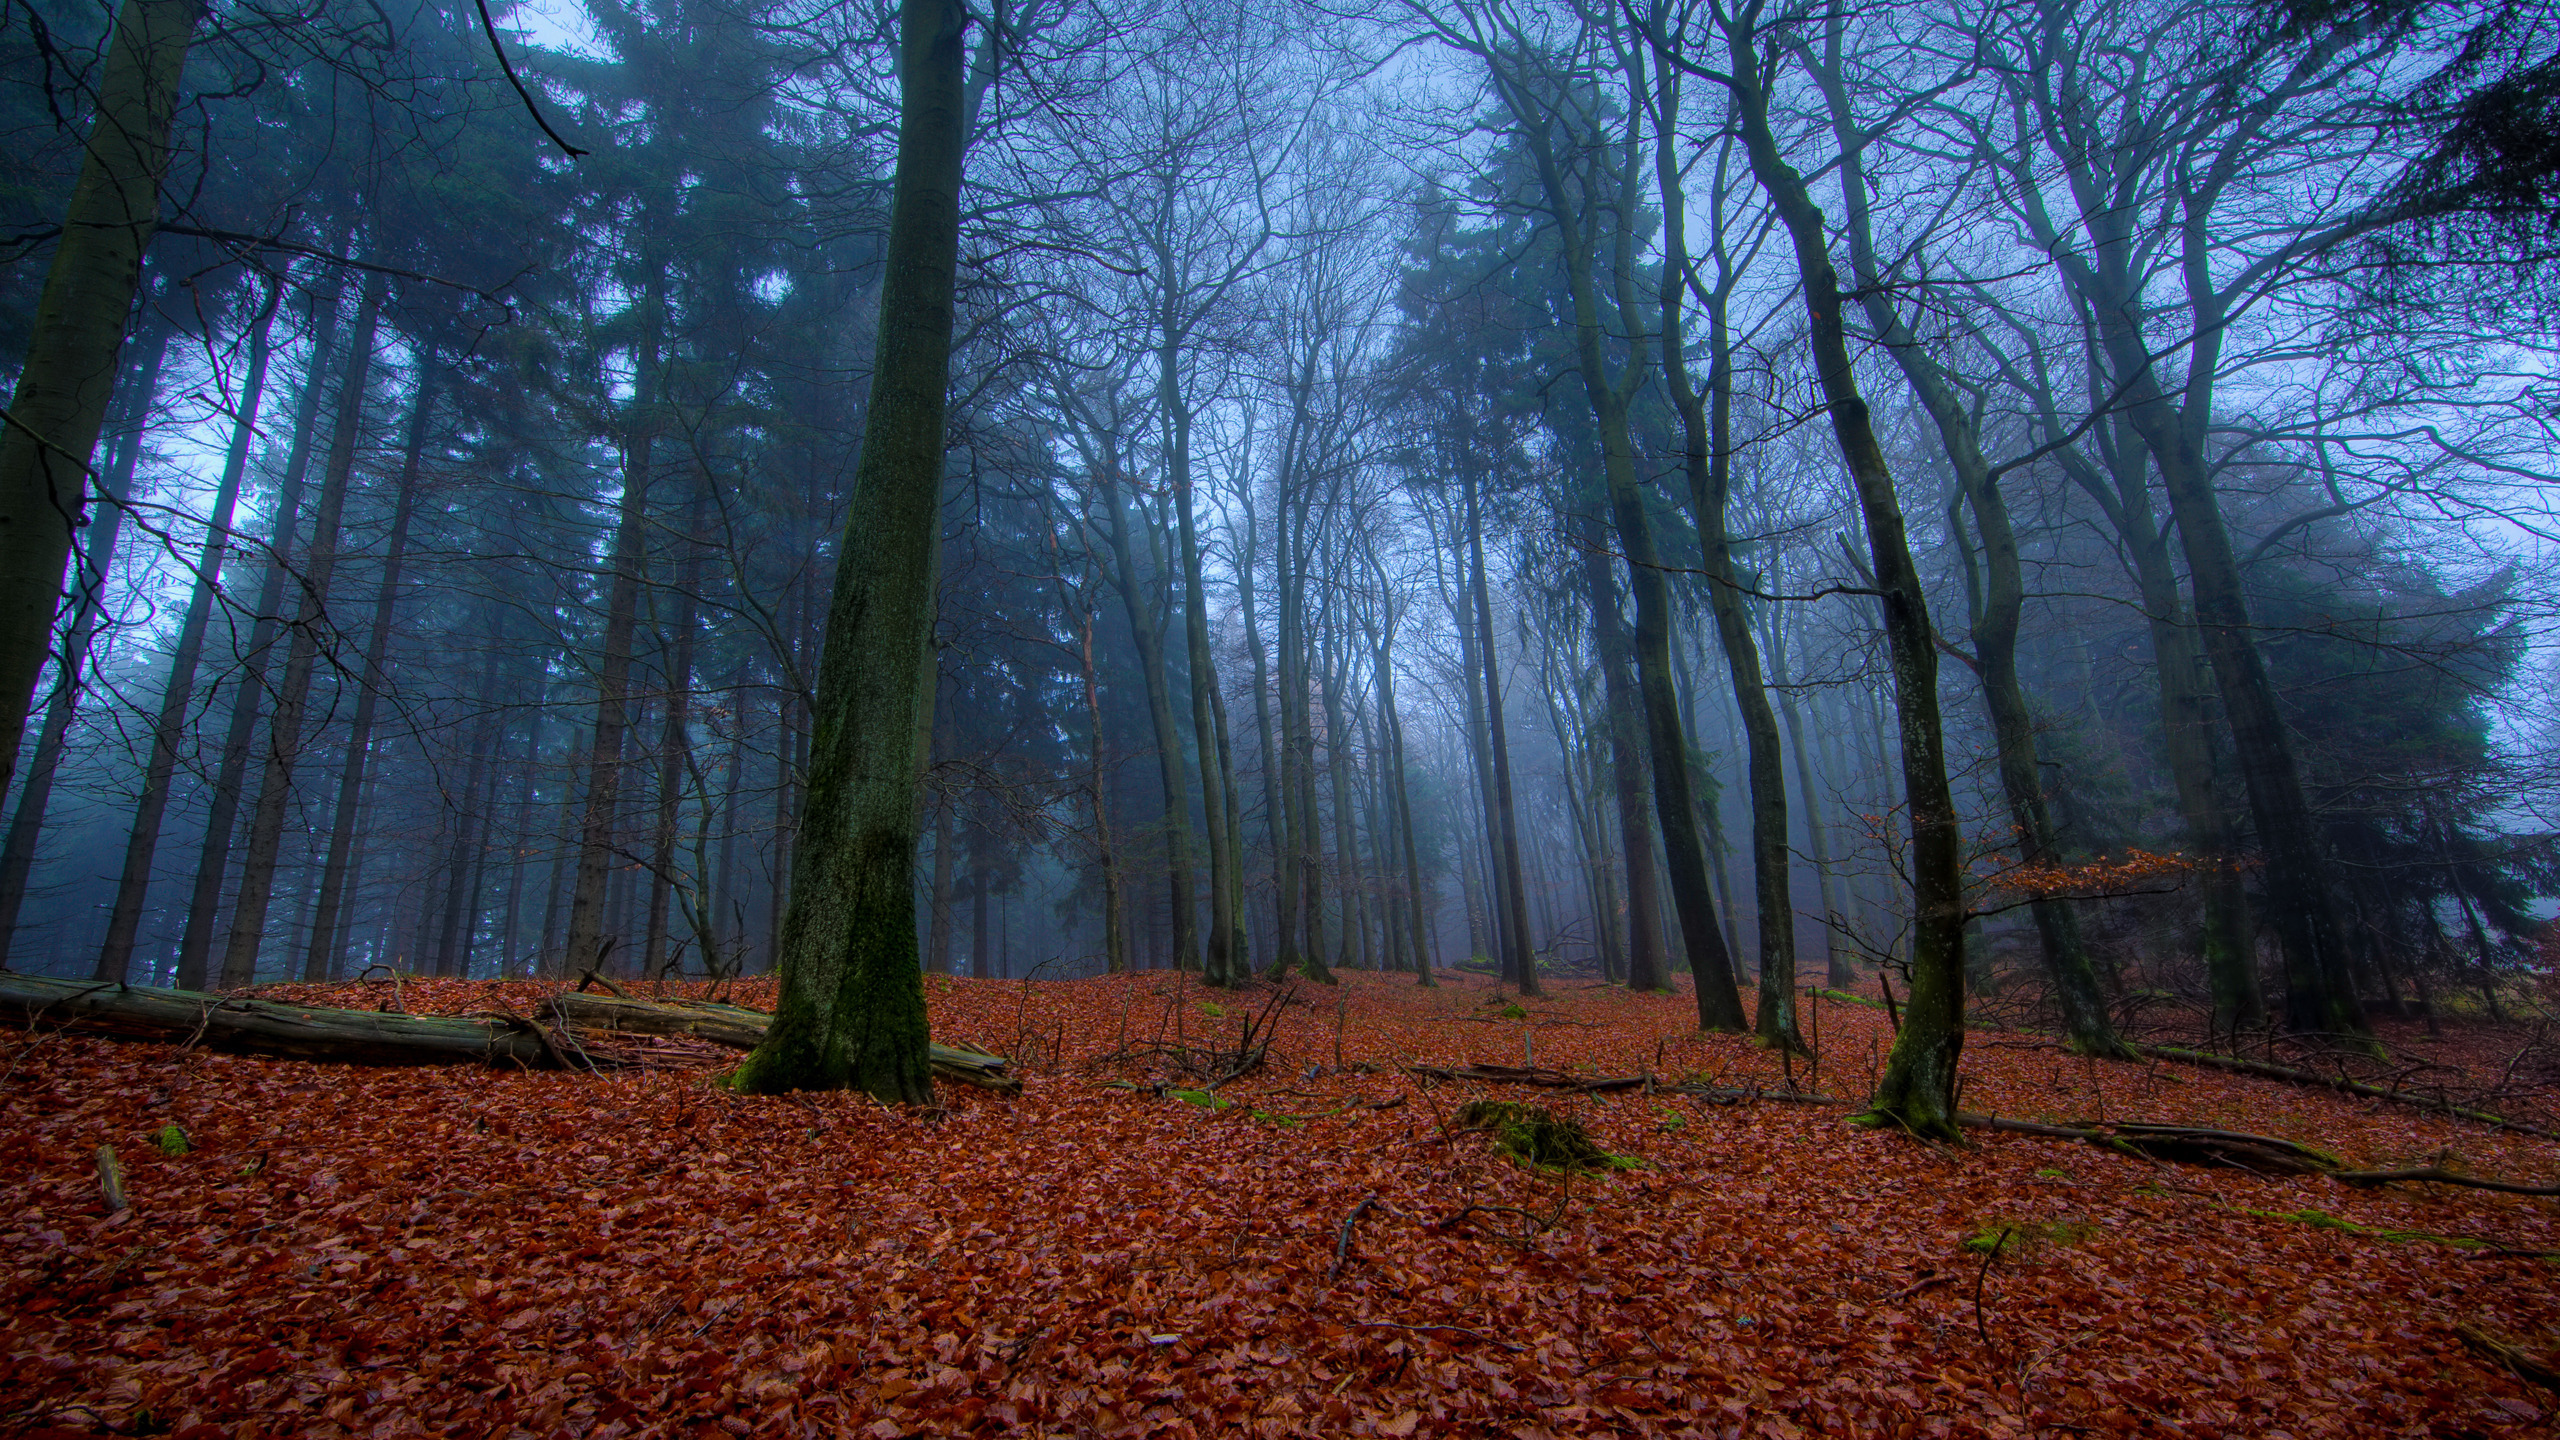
731,0,969,1102
1805,46,2124,1058
1712,7,1967,1138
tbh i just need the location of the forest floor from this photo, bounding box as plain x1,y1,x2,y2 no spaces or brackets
4,968,2558,1439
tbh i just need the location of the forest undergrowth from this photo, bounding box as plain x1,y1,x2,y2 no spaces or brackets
5,969,2558,1438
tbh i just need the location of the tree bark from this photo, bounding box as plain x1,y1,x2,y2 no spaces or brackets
731,0,966,1100
0,0,201,797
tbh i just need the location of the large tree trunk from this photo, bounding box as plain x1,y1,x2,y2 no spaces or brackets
1720,13,1967,1139
731,0,966,1101
95,282,278,982
299,367,435,983
217,273,387,990
172,275,356,990
0,315,170,966
0,0,200,798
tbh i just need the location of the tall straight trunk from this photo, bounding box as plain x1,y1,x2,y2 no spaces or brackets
1808,50,2120,1055
1159,357,1243,987
215,272,386,989
710,672,747,973
430,648,507,977
1235,496,1286,977
1501,72,1733,1024
1575,505,1668,992
1097,473,1199,973
96,281,278,981
1717,11,1966,1137
970,859,991,980
1278,482,1333,984
1451,517,1507,977
1058,580,1126,974
299,366,436,983
923,801,953,975
173,274,354,990
642,523,704,979
0,315,169,965
732,0,965,1099
562,300,660,980
499,712,542,977
1464,467,1539,997
1764,614,1849,987
1319,633,1366,972
0,0,201,795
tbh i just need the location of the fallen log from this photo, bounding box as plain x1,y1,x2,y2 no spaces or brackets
0,973,1018,1092
1959,1111,2560,1193
2,972,558,1066
1959,1112,2338,1175
2138,1044,2550,1138
545,991,1019,1093
1408,1063,1645,1093
1405,1062,1839,1105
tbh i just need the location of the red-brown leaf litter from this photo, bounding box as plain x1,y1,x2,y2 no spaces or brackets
6,971,2557,1437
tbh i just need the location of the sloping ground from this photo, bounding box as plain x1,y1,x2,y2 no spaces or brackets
3,969,2555,1438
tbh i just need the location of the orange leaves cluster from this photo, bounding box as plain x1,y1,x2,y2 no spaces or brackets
1990,848,2203,899
2,971,2556,1436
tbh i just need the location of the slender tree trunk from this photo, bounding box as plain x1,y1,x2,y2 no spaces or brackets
0,315,169,965
300,365,436,983
0,0,201,795
430,647,507,977
1502,67,1739,1027
732,0,965,1099
1575,506,1668,992
642,521,703,979
562,299,660,980
172,274,354,990
1719,13,1966,1136
1465,467,1539,997
95,283,279,981
1764,616,1848,987
215,273,386,989
1097,472,1200,974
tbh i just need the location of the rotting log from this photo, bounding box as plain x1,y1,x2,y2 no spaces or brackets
1407,1061,1839,1104
0,973,1018,1092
